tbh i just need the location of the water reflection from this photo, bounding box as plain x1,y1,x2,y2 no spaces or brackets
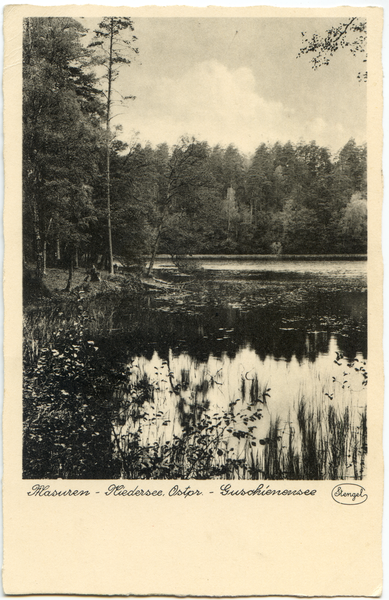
114,336,367,479
120,291,366,365
118,287,367,442
109,265,367,479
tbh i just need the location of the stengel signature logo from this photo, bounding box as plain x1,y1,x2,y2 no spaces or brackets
331,484,368,505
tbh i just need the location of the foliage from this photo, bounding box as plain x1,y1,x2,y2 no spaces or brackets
23,305,117,478
146,137,219,274
112,383,265,479
23,17,104,278
23,17,368,282
298,17,367,82
339,193,367,253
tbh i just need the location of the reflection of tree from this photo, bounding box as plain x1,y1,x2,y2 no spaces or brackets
337,334,366,360
109,290,366,366
305,332,331,363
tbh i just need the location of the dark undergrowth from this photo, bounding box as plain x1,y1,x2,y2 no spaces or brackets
23,294,267,479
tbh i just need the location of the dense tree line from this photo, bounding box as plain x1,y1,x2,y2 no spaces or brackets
23,17,367,283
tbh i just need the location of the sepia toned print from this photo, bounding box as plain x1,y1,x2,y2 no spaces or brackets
3,5,383,597
22,13,368,481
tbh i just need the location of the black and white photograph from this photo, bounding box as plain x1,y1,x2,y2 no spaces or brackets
3,4,385,596
22,13,369,481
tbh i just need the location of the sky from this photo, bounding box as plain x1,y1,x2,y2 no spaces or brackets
83,16,367,157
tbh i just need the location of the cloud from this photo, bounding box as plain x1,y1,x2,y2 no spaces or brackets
119,59,365,155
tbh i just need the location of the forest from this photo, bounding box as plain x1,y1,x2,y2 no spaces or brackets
22,16,368,481
23,17,367,286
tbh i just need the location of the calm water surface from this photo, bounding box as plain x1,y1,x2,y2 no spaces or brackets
116,259,367,456
154,256,367,277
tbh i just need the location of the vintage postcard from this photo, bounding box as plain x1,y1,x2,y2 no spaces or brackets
3,4,384,596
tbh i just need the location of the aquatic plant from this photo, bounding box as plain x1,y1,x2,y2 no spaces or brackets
111,366,266,479
256,376,367,481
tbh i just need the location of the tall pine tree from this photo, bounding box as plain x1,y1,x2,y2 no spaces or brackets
89,17,138,274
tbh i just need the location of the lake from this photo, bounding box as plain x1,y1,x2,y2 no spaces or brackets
112,258,367,479
154,254,367,275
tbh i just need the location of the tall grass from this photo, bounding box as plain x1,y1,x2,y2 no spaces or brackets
257,401,367,480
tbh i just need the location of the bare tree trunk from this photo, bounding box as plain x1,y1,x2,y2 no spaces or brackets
75,248,79,269
249,198,254,225
43,240,47,275
32,199,43,279
56,237,61,262
147,224,163,277
65,254,74,292
146,201,169,277
106,19,114,276
107,142,114,275
42,217,53,275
